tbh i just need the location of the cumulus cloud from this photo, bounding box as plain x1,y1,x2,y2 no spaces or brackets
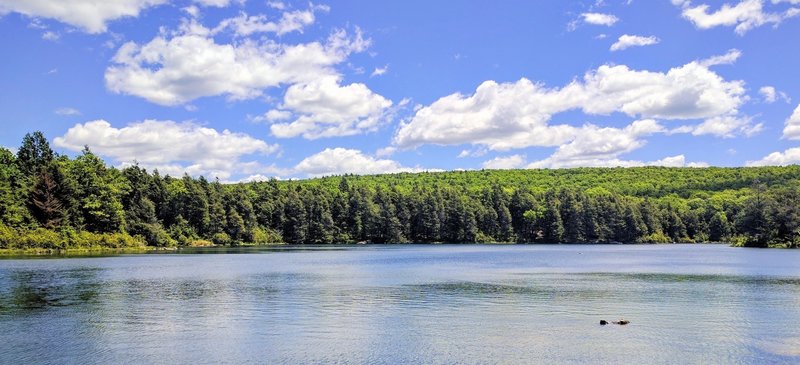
531,153,708,169
53,119,279,180
747,147,800,166
268,76,393,139
672,115,763,138
105,20,371,105
674,0,800,35
213,4,329,36
482,155,526,169
610,34,659,51
251,109,292,123
293,148,427,177
782,104,800,139
394,56,749,151
0,0,167,33
581,12,619,26
759,86,790,103
526,119,672,168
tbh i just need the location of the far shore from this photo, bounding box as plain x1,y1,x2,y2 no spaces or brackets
3,241,789,258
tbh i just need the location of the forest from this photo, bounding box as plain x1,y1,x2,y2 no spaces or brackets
1,131,799,251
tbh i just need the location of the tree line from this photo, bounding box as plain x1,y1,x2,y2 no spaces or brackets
1,131,799,250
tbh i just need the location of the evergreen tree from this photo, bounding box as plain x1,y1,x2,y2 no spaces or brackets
282,187,307,243
69,148,126,233
0,148,33,227
29,163,68,229
16,131,54,176
708,211,731,242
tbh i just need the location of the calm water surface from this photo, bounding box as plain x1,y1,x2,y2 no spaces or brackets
1,244,800,364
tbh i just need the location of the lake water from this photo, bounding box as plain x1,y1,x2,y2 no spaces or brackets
1,244,800,364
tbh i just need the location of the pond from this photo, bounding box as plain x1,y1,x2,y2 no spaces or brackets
1,244,799,364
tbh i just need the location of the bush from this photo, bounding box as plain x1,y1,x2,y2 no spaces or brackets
188,239,213,247
0,224,16,249
211,232,231,246
62,229,145,248
641,231,671,244
23,228,64,249
133,223,176,247
97,232,144,248
251,227,282,245
475,232,496,244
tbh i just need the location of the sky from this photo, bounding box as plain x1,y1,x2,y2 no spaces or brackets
1,0,800,181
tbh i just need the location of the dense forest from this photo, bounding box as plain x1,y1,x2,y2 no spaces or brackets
1,131,800,251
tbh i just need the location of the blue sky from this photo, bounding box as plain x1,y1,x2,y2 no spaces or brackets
1,0,800,181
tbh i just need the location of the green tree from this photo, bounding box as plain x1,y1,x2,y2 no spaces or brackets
16,131,54,176
0,148,32,227
68,148,126,233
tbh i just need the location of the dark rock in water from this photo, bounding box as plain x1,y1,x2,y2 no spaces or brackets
600,320,608,325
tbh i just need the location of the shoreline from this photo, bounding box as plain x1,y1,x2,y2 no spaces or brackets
3,240,795,258
2,241,780,258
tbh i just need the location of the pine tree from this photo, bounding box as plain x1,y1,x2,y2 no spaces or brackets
16,131,54,176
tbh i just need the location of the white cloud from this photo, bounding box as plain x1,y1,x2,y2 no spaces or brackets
676,115,763,138
526,119,669,168
251,109,293,123
194,0,235,7
105,21,370,106
747,147,800,166
371,65,388,77
482,155,526,169
760,86,777,102
41,30,59,41
610,34,659,51
53,119,279,180
458,147,489,158
782,104,800,139
0,0,167,33
675,0,800,35
267,2,286,10
759,85,791,103
581,12,619,26
531,153,707,169
268,76,393,139
394,57,748,151
182,5,200,17
698,48,742,67
54,107,81,116
235,174,281,183
293,148,426,177
213,5,329,36
375,146,397,157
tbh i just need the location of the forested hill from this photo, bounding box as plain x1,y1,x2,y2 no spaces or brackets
2,131,800,251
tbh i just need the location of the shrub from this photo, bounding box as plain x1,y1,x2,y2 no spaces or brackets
640,232,671,244
133,223,176,247
251,227,282,245
211,232,231,246
0,224,16,249
19,228,64,249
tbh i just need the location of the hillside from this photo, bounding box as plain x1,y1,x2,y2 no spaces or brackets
2,132,799,250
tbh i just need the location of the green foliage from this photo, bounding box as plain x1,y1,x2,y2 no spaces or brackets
211,232,232,246
0,225,144,250
641,232,672,244
4,131,800,250
16,131,54,176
